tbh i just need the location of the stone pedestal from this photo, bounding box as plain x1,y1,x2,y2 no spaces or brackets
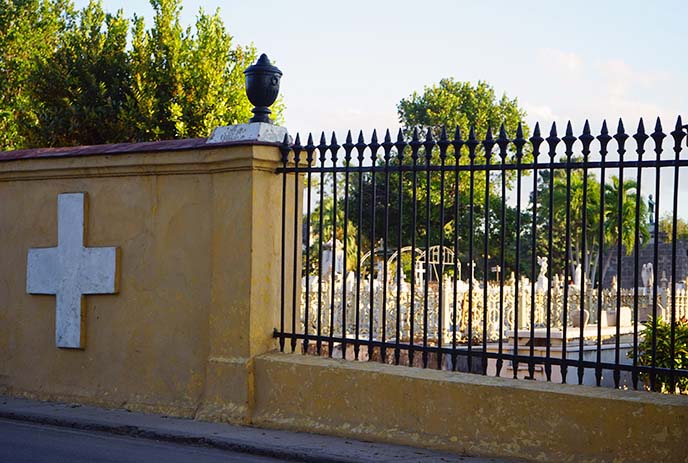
207,123,290,144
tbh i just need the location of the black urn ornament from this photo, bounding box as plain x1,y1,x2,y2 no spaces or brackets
244,54,282,124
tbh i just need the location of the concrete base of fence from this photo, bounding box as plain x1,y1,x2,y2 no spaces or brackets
252,352,688,463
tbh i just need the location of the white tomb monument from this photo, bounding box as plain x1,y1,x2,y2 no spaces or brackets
641,263,654,289
321,238,344,279
574,263,583,288
536,256,549,292
26,193,119,349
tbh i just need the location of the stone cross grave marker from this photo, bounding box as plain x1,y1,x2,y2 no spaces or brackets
27,193,119,349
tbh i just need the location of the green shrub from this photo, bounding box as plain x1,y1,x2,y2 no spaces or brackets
631,316,688,394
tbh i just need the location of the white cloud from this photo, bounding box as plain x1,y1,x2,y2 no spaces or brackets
601,59,670,100
526,52,680,130
538,48,584,74
524,104,559,124
345,108,363,116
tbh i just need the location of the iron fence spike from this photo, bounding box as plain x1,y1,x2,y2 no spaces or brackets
384,128,392,143
438,126,450,158
485,124,494,141
601,119,609,134
529,122,544,155
292,134,302,162
670,116,686,146
423,128,435,160
279,133,291,163
513,123,526,153
614,118,629,147
513,121,520,139
595,120,611,156
496,123,510,157
651,117,666,151
468,125,476,141
330,131,340,160
453,126,462,142
632,118,649,152
317,132,328,162
440,126,448,141
355,132,367,161
578,119,595,150
305,133,316,163
545,122,559,158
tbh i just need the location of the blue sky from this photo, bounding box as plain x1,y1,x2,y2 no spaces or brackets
75,0,688,138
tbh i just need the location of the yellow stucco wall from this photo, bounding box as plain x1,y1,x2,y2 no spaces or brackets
253,352,688,463
0,144,297,419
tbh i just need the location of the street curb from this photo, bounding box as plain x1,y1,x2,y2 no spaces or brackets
0,396,510,463
0,409,347,463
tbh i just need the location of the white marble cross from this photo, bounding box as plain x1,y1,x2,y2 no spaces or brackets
27,193,119,349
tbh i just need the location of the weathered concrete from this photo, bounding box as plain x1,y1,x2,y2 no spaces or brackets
253,352,688,463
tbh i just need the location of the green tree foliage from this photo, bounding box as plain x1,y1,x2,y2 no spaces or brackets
658,212,688,242
0,0,283,150
345,79,531,278
397,78,527,144
29,1,130,146
0,0,70,149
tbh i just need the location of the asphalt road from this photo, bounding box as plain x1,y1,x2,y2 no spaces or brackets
0,419,300,463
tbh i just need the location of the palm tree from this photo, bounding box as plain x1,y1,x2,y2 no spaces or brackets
597,176,650,284
536,170,649,287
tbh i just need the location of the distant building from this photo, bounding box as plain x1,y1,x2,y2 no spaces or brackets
603,230,688,289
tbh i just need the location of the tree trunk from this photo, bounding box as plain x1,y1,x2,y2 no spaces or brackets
600,249,614,288
570,240,580,280
589,245,600,288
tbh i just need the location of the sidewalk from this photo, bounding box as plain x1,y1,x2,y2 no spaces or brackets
0,395,519,463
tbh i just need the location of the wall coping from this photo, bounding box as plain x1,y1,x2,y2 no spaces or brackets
0,138,282,162
0,142,284,181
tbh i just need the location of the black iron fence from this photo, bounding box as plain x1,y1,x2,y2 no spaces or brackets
276,116,688,394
